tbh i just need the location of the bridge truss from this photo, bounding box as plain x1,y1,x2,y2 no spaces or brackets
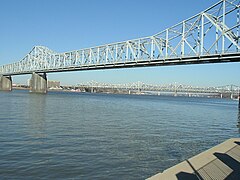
77,81,240,95
0,0,240,75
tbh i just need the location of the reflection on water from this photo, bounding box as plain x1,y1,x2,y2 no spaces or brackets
27,94,47,139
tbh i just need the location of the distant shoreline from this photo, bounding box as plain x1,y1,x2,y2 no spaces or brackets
12,87,239,100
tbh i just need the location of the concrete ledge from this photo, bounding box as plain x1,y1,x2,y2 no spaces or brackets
148,138,240,180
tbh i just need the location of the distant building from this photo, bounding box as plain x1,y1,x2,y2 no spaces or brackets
47,81,61,88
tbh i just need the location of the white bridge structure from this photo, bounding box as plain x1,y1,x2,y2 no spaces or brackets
77,81,240,97
0,0,240,93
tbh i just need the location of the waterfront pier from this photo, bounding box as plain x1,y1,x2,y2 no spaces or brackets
148,138,240,180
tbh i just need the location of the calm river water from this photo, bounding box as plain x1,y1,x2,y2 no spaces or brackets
0,90,239,179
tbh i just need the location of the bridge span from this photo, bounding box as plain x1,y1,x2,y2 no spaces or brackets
0,0,240,93
77,82,240,95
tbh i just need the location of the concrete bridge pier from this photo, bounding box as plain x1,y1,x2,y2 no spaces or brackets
30,72,47,93
0,75,12,91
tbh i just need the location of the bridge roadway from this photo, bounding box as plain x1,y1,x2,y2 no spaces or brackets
0,0,240,93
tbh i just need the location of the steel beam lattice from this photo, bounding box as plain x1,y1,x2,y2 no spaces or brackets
0,0,240,76
77,81,240,94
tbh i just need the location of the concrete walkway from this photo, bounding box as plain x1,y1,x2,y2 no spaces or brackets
148,138,240,180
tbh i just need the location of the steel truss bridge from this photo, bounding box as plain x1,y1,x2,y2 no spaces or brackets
77,81,240,95
0,0,240,76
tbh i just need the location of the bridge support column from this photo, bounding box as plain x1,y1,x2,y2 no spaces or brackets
0,75,12,91
30,72,47,93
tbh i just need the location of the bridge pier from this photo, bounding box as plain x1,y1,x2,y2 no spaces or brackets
30,72,47,93
0,75,12,91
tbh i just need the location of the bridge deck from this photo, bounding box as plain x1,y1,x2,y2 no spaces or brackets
148,138,240,180
2,52,240,76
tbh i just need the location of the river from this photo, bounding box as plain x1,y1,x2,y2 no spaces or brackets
0,90,239,179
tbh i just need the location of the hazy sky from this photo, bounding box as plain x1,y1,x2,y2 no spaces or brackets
0,0,239,86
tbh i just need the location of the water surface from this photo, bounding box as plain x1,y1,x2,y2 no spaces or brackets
0,90,239,179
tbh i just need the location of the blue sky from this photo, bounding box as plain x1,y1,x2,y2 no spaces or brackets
0,0,239,86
